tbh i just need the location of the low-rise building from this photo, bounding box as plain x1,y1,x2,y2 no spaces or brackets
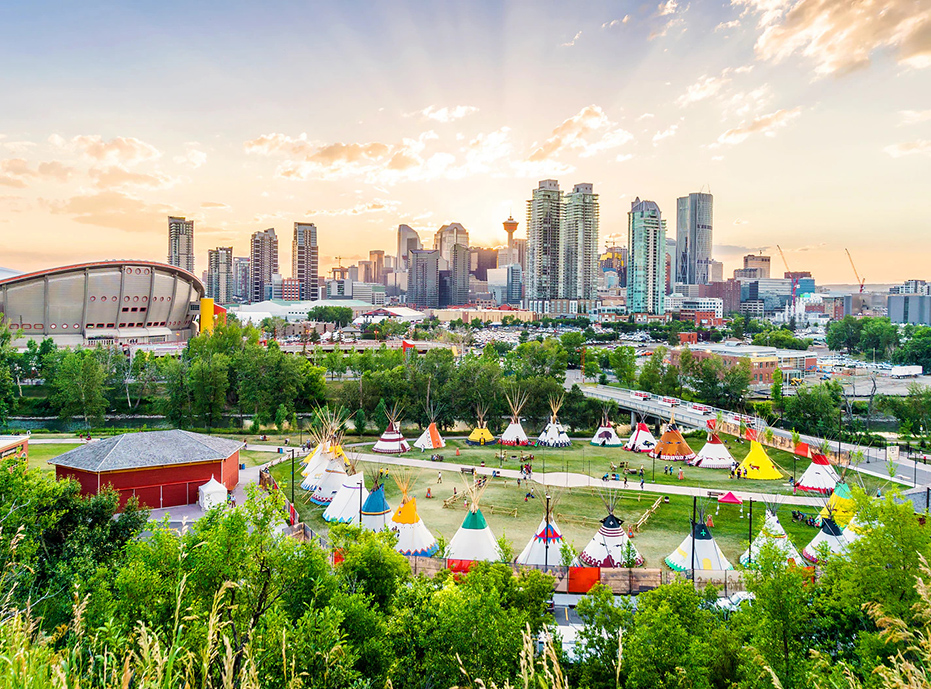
434,307,537,324
670,342,817,384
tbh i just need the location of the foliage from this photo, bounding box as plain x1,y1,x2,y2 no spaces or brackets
752,328,813,351
50,349,108,426
307,305,354,327
781,380,844,436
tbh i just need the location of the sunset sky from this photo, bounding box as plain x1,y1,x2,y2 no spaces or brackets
1,0,929,284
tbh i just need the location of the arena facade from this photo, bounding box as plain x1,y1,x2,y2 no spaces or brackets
0,261,205,346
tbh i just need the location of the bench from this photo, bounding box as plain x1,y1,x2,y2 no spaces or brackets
460,467,475,475
707,490,725,499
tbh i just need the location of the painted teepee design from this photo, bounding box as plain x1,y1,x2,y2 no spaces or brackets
390,471,439,557
413,387,446,451
578,492,642,567
818,482,856,527
591,406,623,447
737,441,783,480
307,408,350,505
690,420,734,468
650,415,696,461
802,513,851,563
467,402,496,446
665,516,732,571
538,394,571,448
624,420,656,453
323,451,365,524
796,452,839,494
360,468,393,532
373,402,410,454
516,492,564,567
499,385,530,446
740,508,802,566
445,476,501,562
300,440,329,491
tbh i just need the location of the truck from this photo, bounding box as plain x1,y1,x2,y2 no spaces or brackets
891,365,923,378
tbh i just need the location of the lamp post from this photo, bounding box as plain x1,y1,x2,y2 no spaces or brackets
690,495,697,580
544,493,552,571
290,449,296,506
747,498,753,565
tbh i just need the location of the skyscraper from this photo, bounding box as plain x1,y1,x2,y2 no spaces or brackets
676,192,714,285
292,222,319,302
628,198,666,315
450,243,470,306
408,249,440,309
526,179,563,301
560,183,599,299
743,254,771,279
397,224,422,271
369,250,385,284
206,246,233,304
167,216,195,273
433,223,469,262
250,228,278,303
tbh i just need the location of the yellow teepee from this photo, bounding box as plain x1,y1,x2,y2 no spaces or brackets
737,441,783,480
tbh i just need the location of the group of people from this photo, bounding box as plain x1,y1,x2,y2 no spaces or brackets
662,465,686,480
729,463,749,479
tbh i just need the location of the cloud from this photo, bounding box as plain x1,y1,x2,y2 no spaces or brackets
733,218,749,225
173,146,207,168
308,199,402,216
715,19,741,31
52,134,161,165
0,158,74,187
89,166,177,190
0,136,35,154
527,105,633,161
652,125,679,144
560,30,582,47
418,105,479,122
884,140,931,157
615,153,635,162
733,0,931,76
795,242,827,252
650,0,687,39
676,74,730,106
658,0,678,15
602,16,630,28
715,244,768,256
899,110,931,125
722,84,773,117
715,106,802,145
637,113,655,120
200,201,230,209
43,190,173,231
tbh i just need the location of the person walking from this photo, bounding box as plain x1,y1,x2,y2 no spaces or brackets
640,475,645,490
624,475,628,489
437,471,442,484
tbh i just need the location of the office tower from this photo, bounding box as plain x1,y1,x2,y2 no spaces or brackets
665,238,678,288
497,246,519,268
167,216,195,273
206,246,233,304
408,249,440,309
470,247,498,281
601,246,627,287
250,228,278,303
676,192,714,285
397,224,422,271
526,179,563,301
433,223,469,261
506,264,523,305
743,254,771,279
628,198,666,314
369,250,385,284
358,260,374,284
709,260,724,283
450,244,470,306
559,183,599,300
232,257,250,301
281,277,303,301
292,222,319,302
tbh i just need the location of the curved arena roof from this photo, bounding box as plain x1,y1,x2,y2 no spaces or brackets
0,261,204,345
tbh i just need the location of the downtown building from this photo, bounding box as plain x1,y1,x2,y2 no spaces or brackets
232,257,250,302
675,192,713,285
407,249,440,310
525,180,563,301
250,228,278,303
292,222,319,302
167,216,195,274
560,183,599,300
628,198,666,315
206,247,233,304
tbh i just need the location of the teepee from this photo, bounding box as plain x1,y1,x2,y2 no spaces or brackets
300,440,329,491
737,441,784,480
445,477,501,561
390,471,439,556
516,492,564,568
373,402,411,454
690,421,734,468
414,383,446,451
650,416,696,461
538,394,571,447
740,508,802,566
578,492,643,567
500,385,530,446
802,515,851,563
467,403,497,446
360,470,393,532
624,421,657,453
323,451,365,523
591,406,623,447
665,518,732,571
310,442,349,505
795,453,839,494
818,482,856,527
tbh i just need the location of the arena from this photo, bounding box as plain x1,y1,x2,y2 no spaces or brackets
0,261,204,346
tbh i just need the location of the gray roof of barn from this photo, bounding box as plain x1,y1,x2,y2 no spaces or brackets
48,430,244,473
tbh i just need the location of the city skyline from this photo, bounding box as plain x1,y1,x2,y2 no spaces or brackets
1,1,929,282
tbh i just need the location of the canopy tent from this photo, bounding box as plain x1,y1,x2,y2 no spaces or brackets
500,386,531,446
360,481,393,532
466,402,497,446
818,482,856,527
624,422,657,453
737,441,784,480
445,478,500,561
795,453,839,494
198,476,227,511
323,472,365,523
717,491,743,505
665,520,733,571
538,394,571,447
802,516,851,563
650,418,696,462
373,420,411,454
577,496,643,567
413,422,445,451
390,472,438,556
690,433,734,469
740,509,802,566
591,409,623,447
309,444,349,505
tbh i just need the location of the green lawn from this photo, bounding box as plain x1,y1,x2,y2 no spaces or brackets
24,443,81,472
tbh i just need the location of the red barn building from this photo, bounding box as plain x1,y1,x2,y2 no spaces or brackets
49,430,243,509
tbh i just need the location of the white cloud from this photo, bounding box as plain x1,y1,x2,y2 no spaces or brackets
602,16,630,28
0,136,35,154
527,105,633,161
560,30,582,47
0,158,74,187
615,153,634,162
418,105,479,123
715,19,741,32
733,218,749,225
722,84,773,117
899,110,931,126
676,74,730,107
658,0,678,16
715,107,802,145
52,134,161,165
308,199,401,216
173,146,207,168
89,166,177,190
884,140,931,157
653,125,679,144
637,113,655,120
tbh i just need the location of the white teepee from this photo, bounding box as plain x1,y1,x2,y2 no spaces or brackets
500,386,530,446
624,422,657,453
516,493,564,567
413,386,446,451
300,441,329,491
795,453,839,494
665,519,732,571
360,472,393,532
390,471,439,556
691,432,734,469
578,494,642,567
591,408,623,447
373,403,411,454
322,472,365,523
309,443,348,505
538,394,571,448
445,477,501,561
802,516,851,563
740,509,802,566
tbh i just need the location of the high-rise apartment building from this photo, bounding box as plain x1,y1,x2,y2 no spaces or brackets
397,224,422,271
167,216,195,274
526,179,563,301
408,249,440,309
470,247,498,281
292,222,319,302
206,246,233,304
560,183,599,300
506,264,523,306
369,250,385,284
433,223,469,262
676,192,714,285
250,228,278,303
628,198,666,315
232,257,250,301
709,259,724,283
513,238,528,271
743,254,771,279
450,243,470,306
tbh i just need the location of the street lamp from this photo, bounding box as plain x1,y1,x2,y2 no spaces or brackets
290,449,296,506
544,493,552,571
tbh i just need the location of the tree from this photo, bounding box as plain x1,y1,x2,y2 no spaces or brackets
582,358,600,382
51,350,108,426
353,408,366,436
575,583,634,688
753,328,813,351
0,318,19,424
781,381,843,435
771,367,784,408
307,306,354,327
187,352,230,428
610,346,638,388
373,398,388,434
827,316,864,353
638,347,666,394
560,331,585,368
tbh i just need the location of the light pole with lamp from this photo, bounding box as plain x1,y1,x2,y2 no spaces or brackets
290,448,296,506
544,493,552,570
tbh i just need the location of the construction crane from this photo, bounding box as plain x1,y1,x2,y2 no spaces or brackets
776,245,800,311
845,248,866,293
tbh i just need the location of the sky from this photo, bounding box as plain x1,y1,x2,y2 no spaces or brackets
0,0,929,284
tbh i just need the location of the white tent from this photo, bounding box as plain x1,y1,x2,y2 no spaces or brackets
802,517,851,563
740,509,802,566
322,472,365,523
690,433,734,469
300,441,329,491
310,445,349,505
198,476,227,511
413,422,445,451
665,520,732,571
624,422,656,453
500,386,531,446
538,394,572,448
795,453,839,494
445,478,500,561
373,420,410,455
591,421,623,447
578,512,643,567
516,494,565,568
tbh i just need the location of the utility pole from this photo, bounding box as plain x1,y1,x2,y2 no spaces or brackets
690,495,697,580
290,449,296,506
